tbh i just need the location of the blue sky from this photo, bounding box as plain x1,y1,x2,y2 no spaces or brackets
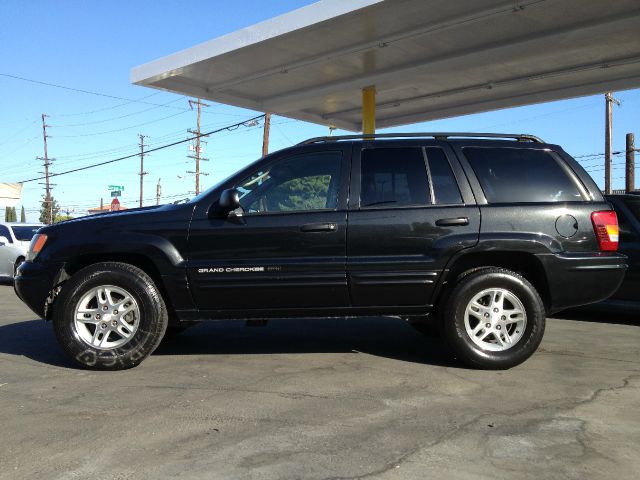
0,0,638,222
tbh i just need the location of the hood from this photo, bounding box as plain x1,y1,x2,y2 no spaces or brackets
40,202,195,235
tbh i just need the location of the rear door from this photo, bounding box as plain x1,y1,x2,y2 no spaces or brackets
346,141,480,308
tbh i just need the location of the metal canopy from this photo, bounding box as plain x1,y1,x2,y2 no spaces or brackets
132,0,640,132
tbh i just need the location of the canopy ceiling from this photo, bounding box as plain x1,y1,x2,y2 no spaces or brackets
132,0,640,131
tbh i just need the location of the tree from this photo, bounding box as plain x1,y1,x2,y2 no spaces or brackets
39,197,60,224
20,206,26,223
4,206,17,222
54,214,74,223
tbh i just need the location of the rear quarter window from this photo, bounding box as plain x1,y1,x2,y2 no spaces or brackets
463,147,584,203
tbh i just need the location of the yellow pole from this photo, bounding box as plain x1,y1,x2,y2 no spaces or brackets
362,86,376,135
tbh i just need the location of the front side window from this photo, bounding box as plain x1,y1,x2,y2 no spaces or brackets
360,147,431,208
0,225,12,243
237,151,342,214
463,147,583,203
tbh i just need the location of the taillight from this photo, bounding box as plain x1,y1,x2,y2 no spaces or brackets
26,234,48,261
591,211,619,252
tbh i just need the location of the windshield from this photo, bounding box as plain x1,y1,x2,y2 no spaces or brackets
188,156,265,204
11,225,40,241
621,197,640,221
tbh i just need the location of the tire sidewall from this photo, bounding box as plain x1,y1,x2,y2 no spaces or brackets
53,264,167,370
444,270,545,369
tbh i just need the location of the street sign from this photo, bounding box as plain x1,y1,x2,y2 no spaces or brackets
110,191,121,197
110,197,120,211
108,185,124,191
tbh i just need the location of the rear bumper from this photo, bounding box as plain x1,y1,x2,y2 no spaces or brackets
14,261,63,319
536,252,627,313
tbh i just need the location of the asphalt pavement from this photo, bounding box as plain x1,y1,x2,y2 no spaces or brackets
0,283,638,480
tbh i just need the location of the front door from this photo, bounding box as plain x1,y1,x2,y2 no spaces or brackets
347,141,480,308
187,146,351,312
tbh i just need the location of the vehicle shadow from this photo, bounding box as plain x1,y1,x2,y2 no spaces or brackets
0,316,456,368
156,317,456,366
0,278,13,286
0,318,76,368
556,306,640,326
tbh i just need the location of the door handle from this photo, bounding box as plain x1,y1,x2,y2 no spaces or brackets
435,217,469,227
300,223,338,232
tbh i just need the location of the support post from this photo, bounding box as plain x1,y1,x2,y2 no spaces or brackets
627,133,635,193
262,112,271,157
362,86,376,135
605,93,613,194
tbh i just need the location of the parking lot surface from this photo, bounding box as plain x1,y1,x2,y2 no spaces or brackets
0,284,638,480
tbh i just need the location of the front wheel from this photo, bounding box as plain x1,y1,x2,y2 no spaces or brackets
53,262,168,370
442,268,545,369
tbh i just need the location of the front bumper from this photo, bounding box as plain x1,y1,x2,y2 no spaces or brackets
14,261,63,319
536,252,627,313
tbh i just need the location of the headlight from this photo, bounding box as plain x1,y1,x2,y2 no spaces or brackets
26,234,48,261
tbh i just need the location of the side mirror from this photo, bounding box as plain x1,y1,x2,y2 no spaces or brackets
217,188,241,215
0,236,8,246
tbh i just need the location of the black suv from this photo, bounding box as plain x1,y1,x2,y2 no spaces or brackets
15,133,626,370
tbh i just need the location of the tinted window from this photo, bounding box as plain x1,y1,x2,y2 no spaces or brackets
463,147,583,203
360,148,430,207
11,226,40,241
615,207,635,242
0,225,12,243
238,151,342,213
621,197,640,223
426,148,463,204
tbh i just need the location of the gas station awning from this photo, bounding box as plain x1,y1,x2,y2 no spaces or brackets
132,0,640,132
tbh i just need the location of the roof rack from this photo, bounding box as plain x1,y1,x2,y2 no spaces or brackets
298,132,544,145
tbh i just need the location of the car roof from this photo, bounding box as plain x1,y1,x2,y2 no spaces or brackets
0,223,43,227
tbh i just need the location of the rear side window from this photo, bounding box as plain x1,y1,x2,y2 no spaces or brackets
425,148,463,205
11,226,39,241
463,147,583,203
360,148,430,207
621,197,640,223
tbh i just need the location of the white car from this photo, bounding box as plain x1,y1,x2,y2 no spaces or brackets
0,223,42,279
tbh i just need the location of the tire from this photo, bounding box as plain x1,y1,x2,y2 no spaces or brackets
441,267,545,369
53,262,168,370
13,257,24,278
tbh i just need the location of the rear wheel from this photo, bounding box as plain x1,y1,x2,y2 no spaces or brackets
442,268,545,369
53,262,168,370
13,257,24,278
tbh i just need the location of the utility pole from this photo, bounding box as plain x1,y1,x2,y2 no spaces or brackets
262,112,271,156
188,99,209,195
627,133,636,193
156,178,162,205
138,134,148,208
604,92,621,194
37,113,54,224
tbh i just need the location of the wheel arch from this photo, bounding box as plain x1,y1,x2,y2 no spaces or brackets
49,253,177,322
434,250,551,314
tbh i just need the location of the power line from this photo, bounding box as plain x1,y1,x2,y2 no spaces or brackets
51,97,186,127
50,110,190,138
0,72,189,109
52,92,162,117
18,114,265,183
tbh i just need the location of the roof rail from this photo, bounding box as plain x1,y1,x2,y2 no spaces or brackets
298,132,544,145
